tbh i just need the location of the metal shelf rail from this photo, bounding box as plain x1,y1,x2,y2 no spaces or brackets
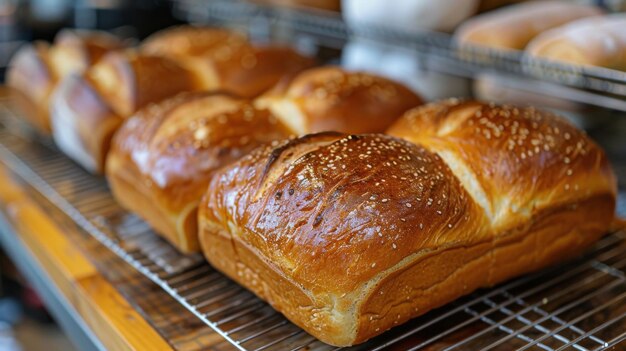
172,0,626,112
1,100,626,350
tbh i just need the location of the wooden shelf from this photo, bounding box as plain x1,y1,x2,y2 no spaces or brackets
0,164,233,351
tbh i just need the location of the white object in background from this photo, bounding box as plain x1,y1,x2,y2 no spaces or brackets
342,0,478,32
341,0,478,100
342,40,470,101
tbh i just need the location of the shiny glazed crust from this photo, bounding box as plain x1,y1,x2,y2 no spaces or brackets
141,26,315,97
141,26,249,59
255,66,423,134
50,51,200,174
454,1,602,50
6,30,125,134
199,100,616,346
107,92,293,253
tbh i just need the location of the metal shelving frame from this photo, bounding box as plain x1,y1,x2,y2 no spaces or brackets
173,0,626,112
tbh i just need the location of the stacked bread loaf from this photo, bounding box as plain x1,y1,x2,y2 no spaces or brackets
106,66,423,252
6,21,620,349
199,99,616,345
46,26,314,173
454,1,602,50
7,29,127,134
455,2,626,71
526,14,626,70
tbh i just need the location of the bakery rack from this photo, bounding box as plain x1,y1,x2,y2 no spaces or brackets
1,92,626,351
1,1,625,349
172,0,626,113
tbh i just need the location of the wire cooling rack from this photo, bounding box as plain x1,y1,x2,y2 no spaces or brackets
0,102,625,350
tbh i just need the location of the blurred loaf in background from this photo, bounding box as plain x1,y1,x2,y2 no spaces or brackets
455,1,603,50
526,14,626,71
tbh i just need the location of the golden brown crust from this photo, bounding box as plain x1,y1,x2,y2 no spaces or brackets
141,26,248,59
387,99,617,230
353,194,613,344
199,133,488,345
50,29,127,79
107,92,293,253
199,100,616,346
51,51,202,173
50,74,123,173
89,51,200,117
454,1,602,50
526,15,626,71
213,46,316,98
6,42,56,134
141,26,315,97
255,66,423,134
7,30,126,135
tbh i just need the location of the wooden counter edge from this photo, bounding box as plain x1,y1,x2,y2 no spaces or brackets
0,165,174,351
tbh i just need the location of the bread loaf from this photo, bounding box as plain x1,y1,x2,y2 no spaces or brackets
51,51,200,173
6,30,125,134
6,42,56,133
49,29,127,81
454,1,602,50
526,15,626,71
106,67,422,252
106,92,293,253
198,99,616,346
255,66,423,134
142,26,249,59
142,26,315,97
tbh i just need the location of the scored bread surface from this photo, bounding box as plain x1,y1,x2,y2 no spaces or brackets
199,99,616,346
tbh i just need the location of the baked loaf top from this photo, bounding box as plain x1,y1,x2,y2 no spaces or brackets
88,51,200,117
255,66,423,134
210,46,316,98
203,132,486,291
387,99,616,231
50,29,127,79
110,92,293,215
200,100,616,346
107,92,294,252
142,26,249,59
526,14,626,71
454,1,602,50
142,26,315,97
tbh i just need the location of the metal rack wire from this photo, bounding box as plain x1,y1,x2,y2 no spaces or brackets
172,0,626,112
0,102,625,350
